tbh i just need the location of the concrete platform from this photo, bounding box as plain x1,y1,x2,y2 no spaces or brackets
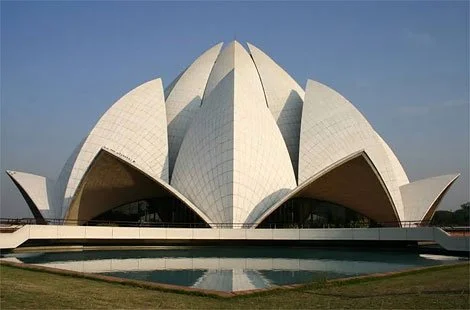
0,225,468,252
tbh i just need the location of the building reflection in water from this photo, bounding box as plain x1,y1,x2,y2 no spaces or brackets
2,249,460,292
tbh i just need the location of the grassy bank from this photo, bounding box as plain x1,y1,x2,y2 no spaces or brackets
1,263,469,309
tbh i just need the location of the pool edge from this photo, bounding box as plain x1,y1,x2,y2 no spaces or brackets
1,259,468,298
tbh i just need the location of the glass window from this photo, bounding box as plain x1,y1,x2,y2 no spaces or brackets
257,198,378,229
88,197,209,228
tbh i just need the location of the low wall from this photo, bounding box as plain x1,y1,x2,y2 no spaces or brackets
0,225,468,252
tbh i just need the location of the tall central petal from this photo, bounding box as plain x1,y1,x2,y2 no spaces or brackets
171,41,296,227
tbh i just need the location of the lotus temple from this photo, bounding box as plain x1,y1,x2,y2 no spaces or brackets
6,41,460,230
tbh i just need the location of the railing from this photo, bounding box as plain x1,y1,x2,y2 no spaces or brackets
1,217,469,230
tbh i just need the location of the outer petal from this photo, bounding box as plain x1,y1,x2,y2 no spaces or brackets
65,149,212,225
247,43,304,177
61,79,169,218
166,43,223,177
252,151,399,227
55,140,85,218
400,174,460,224
171,41,297,226
6,171,58,220
298,80,404,221
164,67,187,99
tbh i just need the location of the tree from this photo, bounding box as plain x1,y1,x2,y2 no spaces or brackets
453,202,470,226
431,210,455,226
430,202,470,226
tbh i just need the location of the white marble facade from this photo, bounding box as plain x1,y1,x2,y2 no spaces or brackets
7,41,459,227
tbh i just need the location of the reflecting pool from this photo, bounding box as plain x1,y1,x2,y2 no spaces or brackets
1,247,464,292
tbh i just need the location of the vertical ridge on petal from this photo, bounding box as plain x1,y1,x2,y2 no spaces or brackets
166,43,224,177
232,42,297,224
247,43,304,177
172,42,296,226
172,42,236,224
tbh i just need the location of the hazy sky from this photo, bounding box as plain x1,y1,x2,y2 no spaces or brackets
1,1,468,218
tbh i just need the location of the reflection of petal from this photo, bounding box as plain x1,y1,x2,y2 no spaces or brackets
244,270,272,290
192,269,270,292
13,255,438,274
192,270,234,292
8,249,459,291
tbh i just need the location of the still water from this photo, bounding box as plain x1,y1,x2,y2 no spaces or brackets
2,247,463,292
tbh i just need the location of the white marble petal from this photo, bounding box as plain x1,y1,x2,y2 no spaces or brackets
400,174,460,223
61,79,169,218
248,43,304,177
166,43,223,177
7,41,457,227
6,171,59,219
172,41,296,226
299,80,405,220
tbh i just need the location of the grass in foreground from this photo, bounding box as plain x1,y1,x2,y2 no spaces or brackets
1,263,469,309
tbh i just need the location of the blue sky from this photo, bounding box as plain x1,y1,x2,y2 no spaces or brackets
1,1,468,218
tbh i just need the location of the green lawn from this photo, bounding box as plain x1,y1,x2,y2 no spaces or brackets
1,263,469,309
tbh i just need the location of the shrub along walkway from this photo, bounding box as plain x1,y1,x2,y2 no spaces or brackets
1,261,469,309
